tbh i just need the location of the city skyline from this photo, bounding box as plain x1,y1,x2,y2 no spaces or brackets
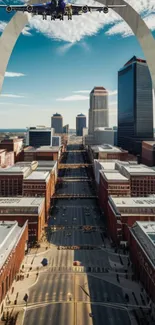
0,0,155,128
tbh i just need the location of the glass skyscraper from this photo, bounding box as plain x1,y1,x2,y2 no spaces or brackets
88,87,109,134
118,56,153,154
51,113,63,134
76,114,86,136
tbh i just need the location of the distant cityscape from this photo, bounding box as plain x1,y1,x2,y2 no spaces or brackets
0,54,155,325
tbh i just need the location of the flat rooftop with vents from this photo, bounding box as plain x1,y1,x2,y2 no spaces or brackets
131,221,155,268
102,171,129,182
25,171,50,181
0,165,30,176
120,164,155,176
109,196,155,208
24,146,60,152
0,197,45,215
91,144,123,153
0,220,27,269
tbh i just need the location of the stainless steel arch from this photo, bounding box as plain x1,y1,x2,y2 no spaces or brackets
0,0,155,94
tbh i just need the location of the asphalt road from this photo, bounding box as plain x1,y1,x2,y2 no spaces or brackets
49,229,103,246
27,273,125,304
49,199,102,226
55,181,96,196
58,167,89,178
24,303,131,325
60,151,88,164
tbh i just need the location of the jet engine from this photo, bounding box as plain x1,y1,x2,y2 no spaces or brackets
103,6,108,13
82,5,88,13
27,5,33,12
6,6,12,12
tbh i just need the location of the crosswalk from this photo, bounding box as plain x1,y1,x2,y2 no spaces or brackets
49,266,109,273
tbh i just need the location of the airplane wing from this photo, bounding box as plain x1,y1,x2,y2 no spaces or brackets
0,3,46,13
71,3,126,11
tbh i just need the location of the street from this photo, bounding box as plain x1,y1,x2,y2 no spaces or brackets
21,143,151,325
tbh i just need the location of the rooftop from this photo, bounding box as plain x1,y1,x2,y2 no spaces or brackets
24,146,60,152
15,161,38,170
143,141,155,147
91,87,107,93
0,220,27,269
0,197,44,208
25,171,50,181
131,221,155,269
0,165,31,176
121,164,155,176
95,160,117,170
109,196,155,210
102,171,129,182
37,160,57,167
124,56,146,67
53,113,62,117
94,127,113,131
77,113,86,117
91,144,123,153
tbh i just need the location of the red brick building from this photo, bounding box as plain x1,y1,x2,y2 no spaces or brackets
0,166,31,196
15,160,57,197
36,160,58,196
0,197,45,242
108,196,155,245
0,150,6,167
0,150,14,168
23,146,61,162
0,220,28,315
115,163,155,197
99,171,130,215
129,221,155,303
142,141,155,167
23,171,51,221
0,138,23,162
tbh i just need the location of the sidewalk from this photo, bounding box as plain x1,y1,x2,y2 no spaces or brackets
6,273,38,306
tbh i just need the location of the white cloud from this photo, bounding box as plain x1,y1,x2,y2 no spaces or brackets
5,72,26,77
26,0,155,43
106,14,155,37
108,90,117,96
109,101,117,105
56,94,89,101
0,94,25,98
56,42,74,55
22,26,32,36
73,89,117,95
57,89,117,102
27,7,121,43
73,90,90,94
0,20,6,32
1,1,155,43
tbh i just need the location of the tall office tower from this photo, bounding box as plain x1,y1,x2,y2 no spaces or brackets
118,56,153,155
63,124,69,134
26,126,53,147
51,113,63,134
88,87,109,134
76,114,86,136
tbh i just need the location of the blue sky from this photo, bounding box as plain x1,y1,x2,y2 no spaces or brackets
0,0,155,128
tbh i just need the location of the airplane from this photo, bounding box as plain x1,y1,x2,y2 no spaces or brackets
0,1,126,21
